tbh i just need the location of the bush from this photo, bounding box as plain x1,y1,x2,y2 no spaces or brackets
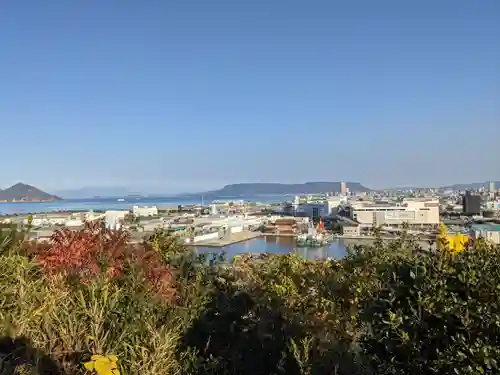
1,224,500,374
362,241,500,374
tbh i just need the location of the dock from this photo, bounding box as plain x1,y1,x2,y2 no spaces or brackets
262,232,296,237
189,230,263,247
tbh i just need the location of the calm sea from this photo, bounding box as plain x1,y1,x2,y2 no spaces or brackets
196,236,348,260
0,195,289,215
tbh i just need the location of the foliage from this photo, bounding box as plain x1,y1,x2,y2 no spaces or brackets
363,242,500,374
28,222,176,301
0,221,30,257
83,354,120,375
32,221,130,278
1,223,500,374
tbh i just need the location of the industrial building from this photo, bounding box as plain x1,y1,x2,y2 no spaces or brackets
485,199,500,211
340,217,362,236
22,212,99,228
23,214,68,227
292,195,346,218
471,223,500,245
132,205,158,217
349,198,440,229
105,210,129,229
462,192,481,215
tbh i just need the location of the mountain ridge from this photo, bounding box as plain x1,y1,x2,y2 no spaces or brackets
41,180,500,200
192,181,371,197
55,187,144,199
0,183,62,202
441,181,499,190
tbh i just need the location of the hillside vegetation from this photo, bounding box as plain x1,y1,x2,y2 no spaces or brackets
1,222,499,374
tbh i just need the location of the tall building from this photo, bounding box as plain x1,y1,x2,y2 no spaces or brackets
462,191,481,215
490,181,496,192
341,182,347,195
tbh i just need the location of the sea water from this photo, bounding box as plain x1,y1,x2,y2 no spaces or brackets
0,195,288,215
196,235,348,260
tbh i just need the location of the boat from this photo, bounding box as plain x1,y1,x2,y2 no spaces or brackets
296,233,334,247
296,217,334,247
117,198,125,202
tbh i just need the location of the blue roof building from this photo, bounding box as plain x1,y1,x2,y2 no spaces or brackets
471,223,500,244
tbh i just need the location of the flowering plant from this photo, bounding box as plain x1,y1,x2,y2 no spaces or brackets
83,354,120,375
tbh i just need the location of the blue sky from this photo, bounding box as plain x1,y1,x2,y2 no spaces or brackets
1,0,499,193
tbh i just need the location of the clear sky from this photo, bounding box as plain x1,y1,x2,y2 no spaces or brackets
1,0,499,193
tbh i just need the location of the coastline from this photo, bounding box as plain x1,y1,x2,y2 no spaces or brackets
0,195,284,216
0,199,62,203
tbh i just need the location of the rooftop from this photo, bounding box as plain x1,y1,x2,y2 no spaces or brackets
471,223,500,232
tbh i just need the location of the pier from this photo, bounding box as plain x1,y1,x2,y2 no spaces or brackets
188,230,262,247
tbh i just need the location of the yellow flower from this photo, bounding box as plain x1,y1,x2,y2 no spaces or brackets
83,354,120,375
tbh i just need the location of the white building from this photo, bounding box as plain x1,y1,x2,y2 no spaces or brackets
471,223,500,244
350,198,440,229
485,200,500,211
65,219,84,228
23,216,47,227
341,182,347,195
132,205,158,217
105,210,129,229
84,211,105,222
23,215,69,227
327,196,346,214
293,195,346,217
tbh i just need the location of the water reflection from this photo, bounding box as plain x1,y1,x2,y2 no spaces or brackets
195,236,348,260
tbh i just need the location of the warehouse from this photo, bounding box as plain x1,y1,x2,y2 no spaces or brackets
349,198,439,229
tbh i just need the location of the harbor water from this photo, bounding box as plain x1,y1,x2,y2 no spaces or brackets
1,195,351,260
196,235,349,260
0,195,288,216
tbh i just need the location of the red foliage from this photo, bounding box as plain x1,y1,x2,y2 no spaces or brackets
31,222,176,300
33,221,128,278
131,245,177,301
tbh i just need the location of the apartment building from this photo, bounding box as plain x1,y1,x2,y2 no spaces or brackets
463,192,481,215
349,198,439,229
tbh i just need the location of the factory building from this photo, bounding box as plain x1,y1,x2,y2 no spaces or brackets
471,223,500,245
462,192,481,215
292,195,346,218
105,210,129,230
132,205,158,217
349,198,439,229
23,214,70,227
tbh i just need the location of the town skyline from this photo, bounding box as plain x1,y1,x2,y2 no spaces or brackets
1,180,499,201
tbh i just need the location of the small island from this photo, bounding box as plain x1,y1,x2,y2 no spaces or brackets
0,183,62,203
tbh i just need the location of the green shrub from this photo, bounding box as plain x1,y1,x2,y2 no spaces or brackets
1,225,500,374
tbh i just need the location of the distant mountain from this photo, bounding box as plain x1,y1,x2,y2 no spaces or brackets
55,187,144,199
441,181,500,190
197,182,371,197
0,183,62,202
